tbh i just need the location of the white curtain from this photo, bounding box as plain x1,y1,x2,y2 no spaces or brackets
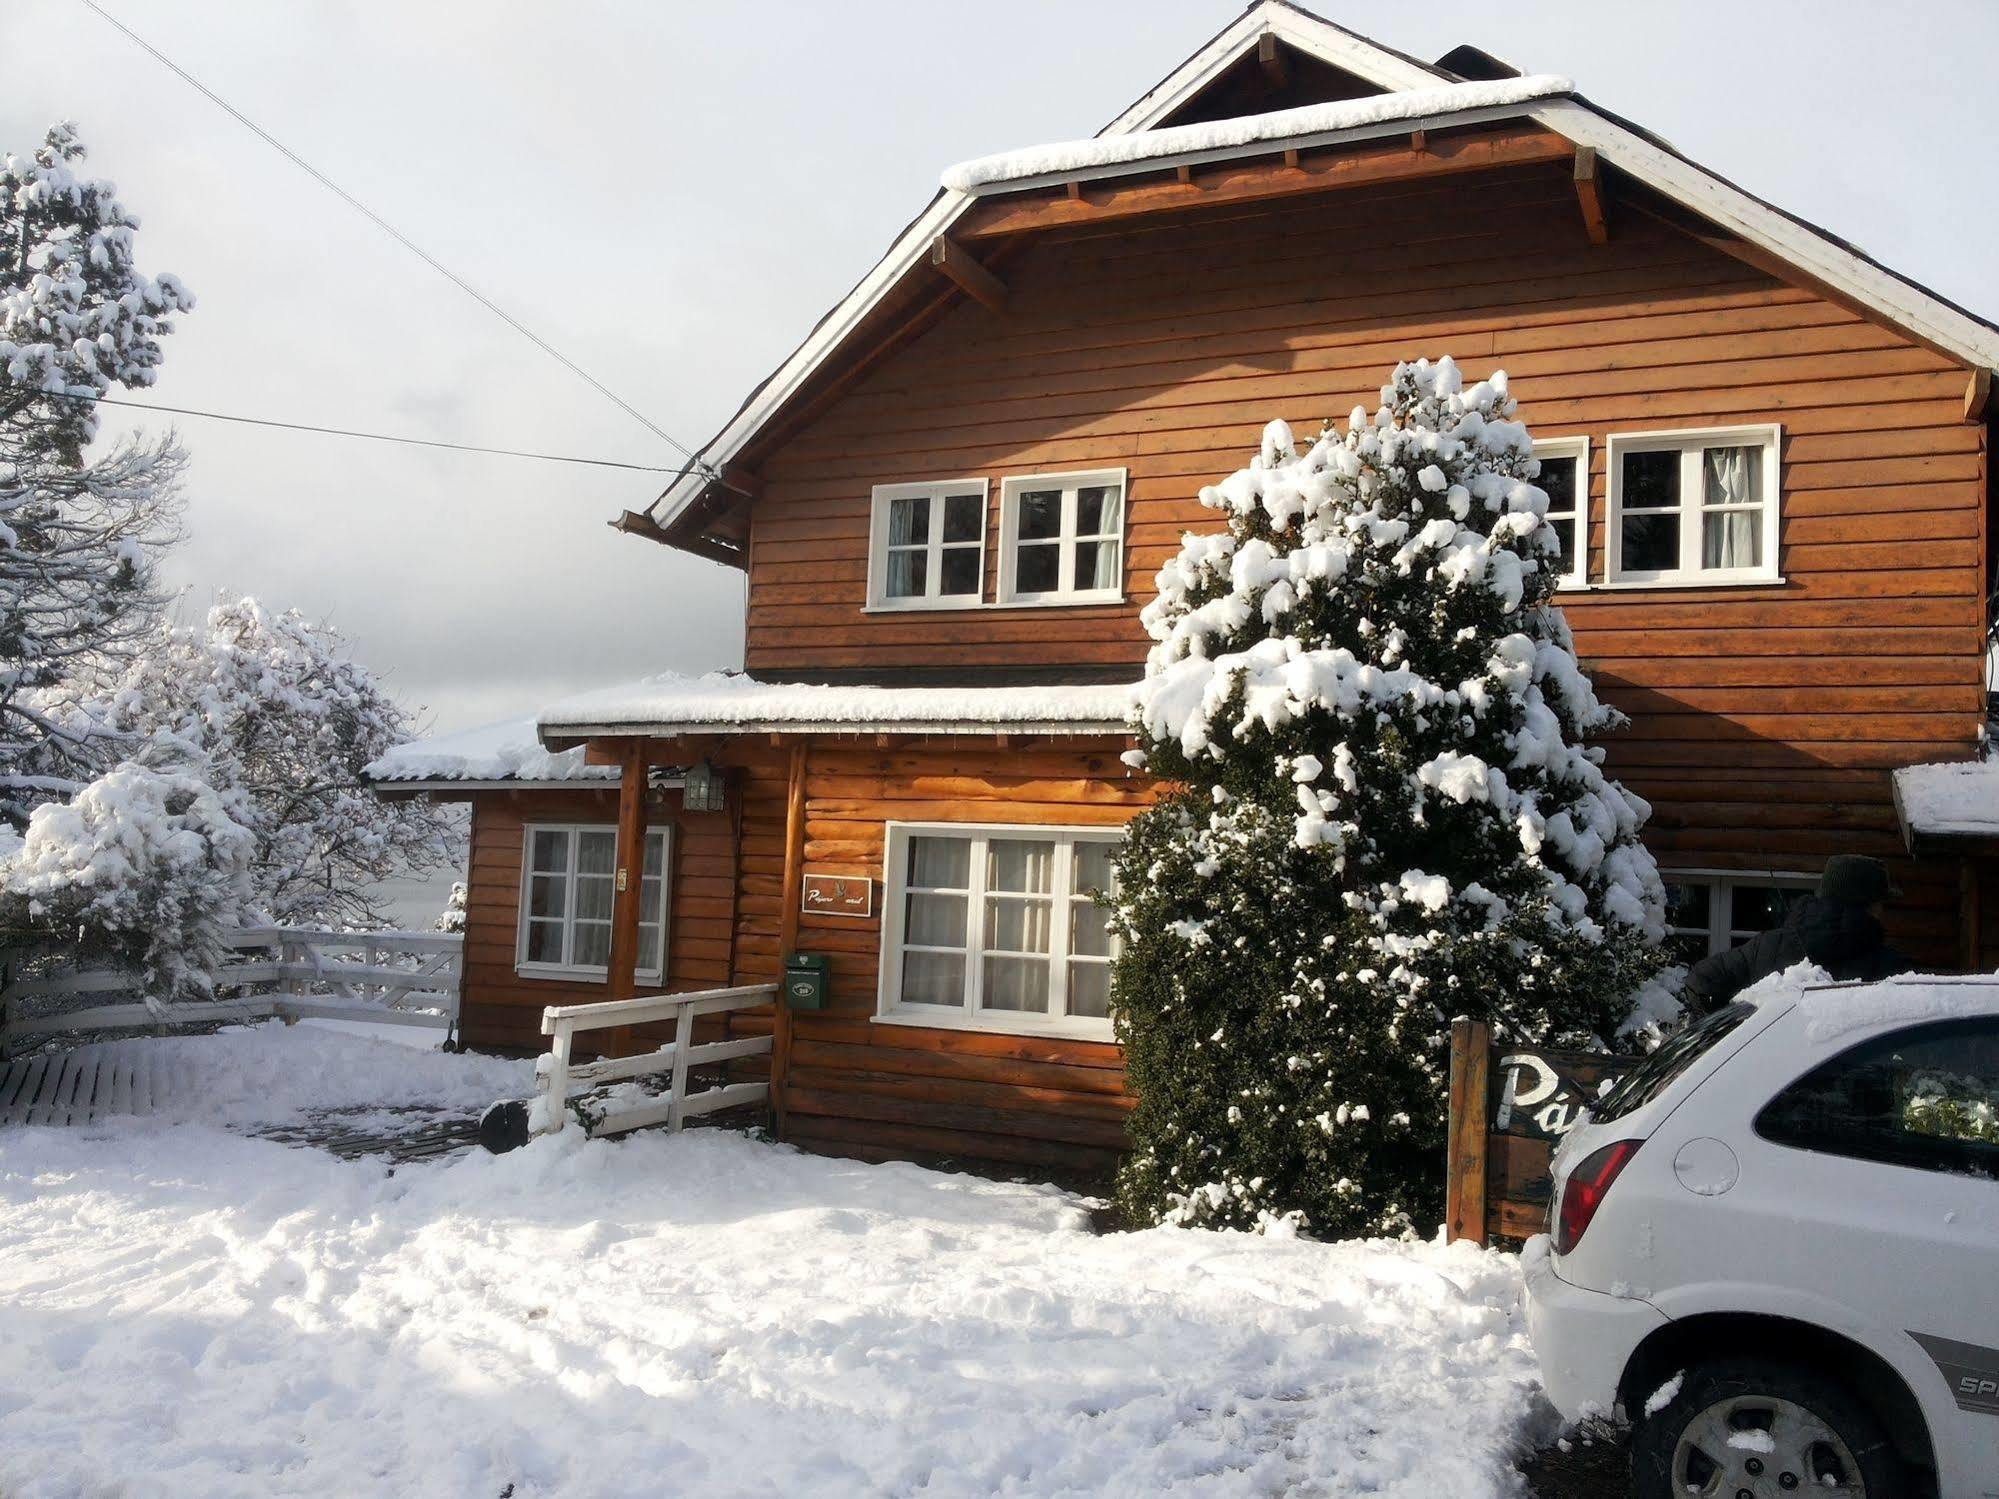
1702,446,1762,568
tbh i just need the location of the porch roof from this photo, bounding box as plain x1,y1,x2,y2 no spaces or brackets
1892,759,1999,851
364,716,622,794
535,670,1137,744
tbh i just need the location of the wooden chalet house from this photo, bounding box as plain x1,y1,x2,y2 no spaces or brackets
372,3,1999,1176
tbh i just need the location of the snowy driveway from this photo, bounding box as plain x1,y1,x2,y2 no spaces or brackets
0,1029,1546,1498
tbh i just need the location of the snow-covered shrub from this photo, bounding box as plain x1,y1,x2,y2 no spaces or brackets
435,881,467,934
0,737,253,997
1112,358,1665,1237
95,597,462,927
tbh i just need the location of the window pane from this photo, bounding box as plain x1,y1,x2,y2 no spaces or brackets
643,834,665,879
1545,515,1575,574
1015,541,1059,594
1017,490,1063,540
983,954,1050,1012
1070,899,1112,958
1072,540,1118,592
528,874,567,919
1074,841,1115,894
576,831,615,876
525,919,565,965
1702,508,1761,569
942,493,982,543
530,828,569,875
888,495,928,546
1621,510,1679,573
1069,961,1111,1019
886,548,926,599
1076,484,1121,536
1621,449,1679,510
1663,880,1709,930
986,896,1053,954
637,921,663,973
902,950,966,1006
1538,455,1577,512
1756,1019,1999,1179
939,546,980,597
640,875,665,927
574,873,613,924
988,839,1054,894
1702,445,1762,508
1730,883,1802,935
571,921,611,969
908,835,970,889
906,891,967,948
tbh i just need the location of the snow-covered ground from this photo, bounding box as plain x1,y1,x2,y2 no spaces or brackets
0,1027,1548,1498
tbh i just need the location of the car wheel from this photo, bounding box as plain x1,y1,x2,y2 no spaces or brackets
1631,1359,1904,1499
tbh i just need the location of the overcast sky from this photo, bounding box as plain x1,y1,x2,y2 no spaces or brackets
4,0,1996,738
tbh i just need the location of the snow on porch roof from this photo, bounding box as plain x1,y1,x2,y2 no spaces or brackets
1892,759,1999,844
536,671,1137,742
364,717,620,791
940,75,1572,193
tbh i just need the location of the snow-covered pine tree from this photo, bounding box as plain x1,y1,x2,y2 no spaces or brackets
1,123,193,825
97,598,463,928
1111,357,1664,1238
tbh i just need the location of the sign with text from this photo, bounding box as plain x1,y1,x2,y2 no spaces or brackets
801,873,874,919
1491,1048,1633,1142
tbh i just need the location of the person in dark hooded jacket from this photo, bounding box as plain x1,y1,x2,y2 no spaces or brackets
1683,855,1913,1014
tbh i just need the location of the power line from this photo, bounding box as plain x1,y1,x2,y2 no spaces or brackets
76,0,714,477
44,389,683,473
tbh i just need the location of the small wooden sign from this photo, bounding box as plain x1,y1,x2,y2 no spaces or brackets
801,873,873,919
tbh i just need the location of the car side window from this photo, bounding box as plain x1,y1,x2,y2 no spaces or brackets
1755,1018,1999,1181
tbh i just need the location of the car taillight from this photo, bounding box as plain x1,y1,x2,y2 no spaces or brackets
1553,1139,1642,1254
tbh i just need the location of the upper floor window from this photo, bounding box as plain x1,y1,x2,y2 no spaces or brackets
878,821,1120,1039
866,480,988,611
1533,436,1588,589
998,469,1127,606
518,824,669,982
1606,426,1781,586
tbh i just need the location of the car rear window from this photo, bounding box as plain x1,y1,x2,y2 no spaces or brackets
1588,1003,1754,1123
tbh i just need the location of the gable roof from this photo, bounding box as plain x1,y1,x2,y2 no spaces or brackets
639,0,1999,558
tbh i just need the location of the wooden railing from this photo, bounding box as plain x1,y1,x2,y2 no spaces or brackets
0,927,462,1054
530,984,776,1138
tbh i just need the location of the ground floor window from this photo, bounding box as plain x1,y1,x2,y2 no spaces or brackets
1660,869,1813,966
517,824,669,982
878,822,1120,1038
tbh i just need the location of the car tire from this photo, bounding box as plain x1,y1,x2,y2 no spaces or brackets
1631,1358,1905,1499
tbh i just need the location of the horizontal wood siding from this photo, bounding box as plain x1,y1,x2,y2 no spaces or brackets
458,787,737,1052
770,739,1148,1175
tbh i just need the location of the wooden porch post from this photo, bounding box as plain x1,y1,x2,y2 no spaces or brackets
605,736,649,1056
771,739,808,1138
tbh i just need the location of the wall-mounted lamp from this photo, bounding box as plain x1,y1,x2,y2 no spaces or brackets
682,757,727,813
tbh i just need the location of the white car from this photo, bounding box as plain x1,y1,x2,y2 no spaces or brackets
1524,973,1999,1499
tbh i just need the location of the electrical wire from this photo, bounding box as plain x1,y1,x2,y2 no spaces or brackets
75,0,716,479
40,388,682,472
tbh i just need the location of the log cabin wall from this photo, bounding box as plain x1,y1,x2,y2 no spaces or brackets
458,787,737,1051
745,159,1987,967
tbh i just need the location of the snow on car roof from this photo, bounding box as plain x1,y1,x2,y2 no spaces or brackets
535,671,1137,740
1798,973,1999,1045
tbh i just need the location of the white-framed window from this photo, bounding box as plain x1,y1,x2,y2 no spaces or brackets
1533,436,1588,589
865,479,989,610
1660,869,1814,966
997,468,1128,606
517,824,670,982
878,821,1120,1039
1606,425,1781,586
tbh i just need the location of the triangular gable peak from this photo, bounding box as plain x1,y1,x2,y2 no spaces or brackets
630,0,1999,563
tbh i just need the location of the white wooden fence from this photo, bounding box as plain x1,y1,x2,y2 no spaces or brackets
530,983,776,1138
0,927,462,1054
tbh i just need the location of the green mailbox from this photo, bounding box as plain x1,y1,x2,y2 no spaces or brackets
783,952,829,1010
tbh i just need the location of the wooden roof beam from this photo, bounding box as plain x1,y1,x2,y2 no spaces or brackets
956,126,1572,241
1256,33,1290,91
1573,145,1609,246
1965,367,1994,424
928,234,1007,313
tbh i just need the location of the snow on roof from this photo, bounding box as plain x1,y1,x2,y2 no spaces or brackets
537,671,1137,739
365,717,618,787
941,76,1572,192
1892,759,1999,841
